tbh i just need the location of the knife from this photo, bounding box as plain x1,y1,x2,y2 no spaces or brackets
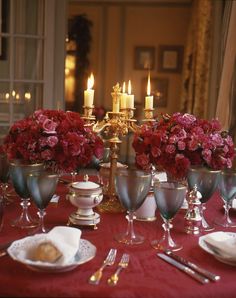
164,250,220,282
157,253,209,284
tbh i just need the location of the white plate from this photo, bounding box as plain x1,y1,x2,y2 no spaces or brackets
7,237,96,272
199,232,236,266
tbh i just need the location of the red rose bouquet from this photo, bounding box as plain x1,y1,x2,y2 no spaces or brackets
3,109,104,172
132,113,235,179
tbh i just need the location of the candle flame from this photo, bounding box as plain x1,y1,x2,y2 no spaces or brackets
87,73,94,89
128,80,132,95
122,82,126,93
147,73,151,96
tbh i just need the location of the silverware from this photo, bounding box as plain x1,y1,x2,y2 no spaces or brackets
164,249,220,281
157,253,209,284
107,253,129,286
89,248,117,285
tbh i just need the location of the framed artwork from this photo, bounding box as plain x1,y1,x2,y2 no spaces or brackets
0,0,8,60
141,77,169,107
134,46,155,70
158,45,184,73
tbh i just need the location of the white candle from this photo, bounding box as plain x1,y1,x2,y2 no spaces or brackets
120,82,127,109
84,73,94,107
112,96,120,113
145,74,153,109
126,80,134,109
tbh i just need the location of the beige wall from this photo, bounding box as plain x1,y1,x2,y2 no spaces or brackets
68,2,191,115
68,2,192,163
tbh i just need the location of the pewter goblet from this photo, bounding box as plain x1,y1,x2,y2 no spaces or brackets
114,169,151,245
215,169,236,227
27,172,59,233
187,166,221,232
151,181,187,251
9,161,44,229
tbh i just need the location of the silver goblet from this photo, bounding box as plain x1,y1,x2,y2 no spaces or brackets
114,169,151,245
10,161,44,229
27,172,59,233
187,166,221,232
214,169,236,227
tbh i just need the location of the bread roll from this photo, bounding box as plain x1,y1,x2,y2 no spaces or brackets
33,242,62,263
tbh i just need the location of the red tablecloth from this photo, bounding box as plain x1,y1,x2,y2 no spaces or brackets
0,182,236,298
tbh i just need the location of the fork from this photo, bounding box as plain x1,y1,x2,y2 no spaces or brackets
89,248,117,285
107,253,130,286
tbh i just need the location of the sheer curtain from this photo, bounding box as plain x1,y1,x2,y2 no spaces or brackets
180,0,213,118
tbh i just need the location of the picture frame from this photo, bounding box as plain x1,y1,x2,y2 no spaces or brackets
0,0,8,60
141,77,169,108
158,45,184,73
134,46,155,70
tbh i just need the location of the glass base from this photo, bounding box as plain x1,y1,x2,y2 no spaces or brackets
151,239,182,252
28,225,50,235
11,213,38,229
214,217,236,228
114,232,145,245
201,217,215,232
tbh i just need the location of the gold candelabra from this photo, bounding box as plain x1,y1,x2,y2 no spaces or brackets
82,83,156,213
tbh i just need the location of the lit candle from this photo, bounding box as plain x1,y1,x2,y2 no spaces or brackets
84,73,95,107
145,74,153,109
120,82,127,109
126,80,134,109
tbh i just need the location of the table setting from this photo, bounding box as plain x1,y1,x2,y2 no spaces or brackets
0,110,236,297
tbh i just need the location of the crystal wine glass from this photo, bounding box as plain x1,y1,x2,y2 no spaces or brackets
27,172,59,233
9,161,44,229
151,181,187,251
214,169,236,227
0,154,10,204
114,169,152,245
187,166,221,232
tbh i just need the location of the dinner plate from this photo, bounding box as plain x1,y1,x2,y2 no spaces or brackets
7,237,96,273
199,232,236,266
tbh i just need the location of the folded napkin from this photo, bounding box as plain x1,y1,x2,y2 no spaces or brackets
45,226,81,264
15,226,81,266
204,231,236,259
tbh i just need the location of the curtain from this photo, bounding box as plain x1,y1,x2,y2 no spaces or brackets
216,0,236,140
180,0,213,118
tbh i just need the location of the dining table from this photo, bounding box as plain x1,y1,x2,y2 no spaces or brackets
0,176,236,298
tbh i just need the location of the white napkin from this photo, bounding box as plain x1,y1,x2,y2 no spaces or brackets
45,226,81,264
204,231,236,259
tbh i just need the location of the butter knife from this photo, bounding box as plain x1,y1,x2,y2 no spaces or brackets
164,250,220,282
157,253,209,284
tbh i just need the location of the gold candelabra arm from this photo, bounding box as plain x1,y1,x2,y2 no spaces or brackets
142,108,155,122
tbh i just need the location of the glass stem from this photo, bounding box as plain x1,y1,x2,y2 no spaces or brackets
224,201,232,224
37,209,47,233
163,219,175,247
128,211,136,240
20,198,31,221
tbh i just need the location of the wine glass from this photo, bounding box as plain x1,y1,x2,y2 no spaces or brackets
114,169,151,245
187,166,221,232
151,181,187,251
27,172,59,233
0,154,10,204
9,161,44,229
214,169,236,227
